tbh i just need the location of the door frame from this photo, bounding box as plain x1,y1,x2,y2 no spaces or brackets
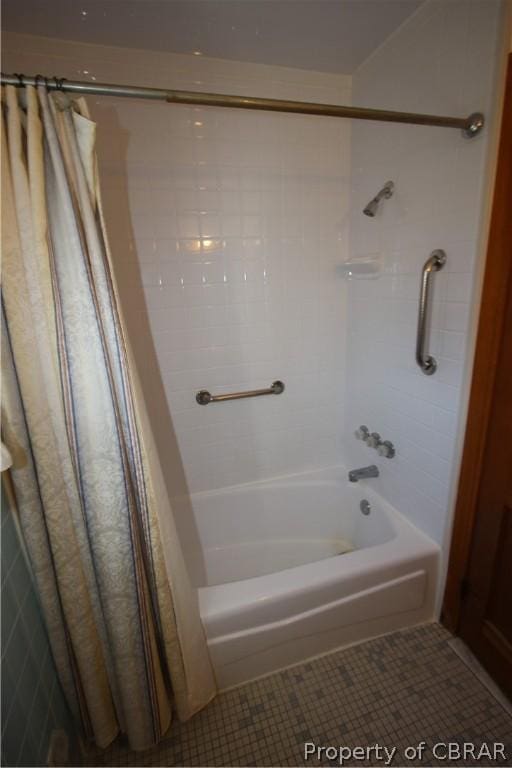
442,55,512,632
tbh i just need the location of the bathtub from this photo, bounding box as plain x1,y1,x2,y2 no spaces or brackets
174,466,439,689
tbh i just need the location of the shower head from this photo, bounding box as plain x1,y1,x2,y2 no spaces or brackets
363,180,394,217
363,198,379,217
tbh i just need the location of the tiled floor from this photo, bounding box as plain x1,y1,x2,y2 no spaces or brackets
88,624,512,767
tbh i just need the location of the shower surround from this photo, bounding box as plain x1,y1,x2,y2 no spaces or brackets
3,0,506,688
344,0,505,557
3,34,351,496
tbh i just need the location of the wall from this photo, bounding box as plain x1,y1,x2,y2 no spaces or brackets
2,34,351,502
2,3,505,558
344,0,505,551
1,490,77,767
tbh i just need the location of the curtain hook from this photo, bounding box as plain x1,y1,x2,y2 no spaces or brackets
54,77,67,91
34,74,45,88
13,73,25,87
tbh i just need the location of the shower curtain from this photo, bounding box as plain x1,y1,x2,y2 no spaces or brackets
1,84,216,751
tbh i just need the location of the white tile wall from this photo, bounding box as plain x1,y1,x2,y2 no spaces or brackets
344,0,505,545
3,0,505,554
3,33,351,496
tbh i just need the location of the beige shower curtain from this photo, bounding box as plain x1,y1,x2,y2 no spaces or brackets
1,83,216,751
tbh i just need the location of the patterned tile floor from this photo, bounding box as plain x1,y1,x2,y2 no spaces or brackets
88,624,512,767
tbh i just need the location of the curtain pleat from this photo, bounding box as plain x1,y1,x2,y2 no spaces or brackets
1,84,216,751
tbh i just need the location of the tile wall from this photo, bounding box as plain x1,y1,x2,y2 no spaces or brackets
2,33,352,500
2,1,506,560
344,0,505,546
1,491,77,767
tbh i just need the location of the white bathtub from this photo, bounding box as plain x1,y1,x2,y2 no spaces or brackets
174,466,439,689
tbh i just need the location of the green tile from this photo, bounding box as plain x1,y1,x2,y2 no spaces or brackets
1,495,76,766
5,621,31,683
1,515,19,580
17,729,39,768
20,597,47,662
2,689,28,765
15,653,39,720
1,662,16,728
8,554,31,611
1,582,19,651
23,685,51,767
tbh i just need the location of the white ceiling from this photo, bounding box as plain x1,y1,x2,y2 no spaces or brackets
1,0,423,74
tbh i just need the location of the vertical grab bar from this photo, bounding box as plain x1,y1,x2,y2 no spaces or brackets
416,249,446,375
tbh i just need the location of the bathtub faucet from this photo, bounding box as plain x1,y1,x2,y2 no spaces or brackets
348,465,379,483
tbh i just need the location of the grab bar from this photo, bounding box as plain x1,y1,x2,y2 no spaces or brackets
196,380,285,405
416,249,446,375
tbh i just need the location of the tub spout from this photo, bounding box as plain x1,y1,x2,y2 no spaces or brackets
348,465,379,482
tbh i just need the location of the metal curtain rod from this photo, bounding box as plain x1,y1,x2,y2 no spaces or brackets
0,72,485,137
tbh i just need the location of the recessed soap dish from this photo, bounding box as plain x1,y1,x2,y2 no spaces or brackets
338,256,382,279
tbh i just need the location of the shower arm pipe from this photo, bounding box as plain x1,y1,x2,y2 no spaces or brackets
0,73,485,137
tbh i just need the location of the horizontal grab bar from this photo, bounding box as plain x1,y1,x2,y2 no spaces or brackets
196,380,285,405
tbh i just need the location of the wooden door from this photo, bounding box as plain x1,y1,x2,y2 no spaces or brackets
458,272,512,698
442,55,512,699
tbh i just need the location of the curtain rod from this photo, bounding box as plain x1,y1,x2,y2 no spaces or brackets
1,72,485,138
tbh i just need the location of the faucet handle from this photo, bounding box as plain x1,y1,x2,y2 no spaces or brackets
377,440,395,458
354,425,370,440
365,432,381,448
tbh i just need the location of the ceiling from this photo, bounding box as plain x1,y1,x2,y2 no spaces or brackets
1,0,423,74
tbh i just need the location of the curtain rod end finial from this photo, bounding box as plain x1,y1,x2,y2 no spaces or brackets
463,112,485,139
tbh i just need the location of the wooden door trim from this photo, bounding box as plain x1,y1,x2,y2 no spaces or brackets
442,55,512,632
482,621,512,667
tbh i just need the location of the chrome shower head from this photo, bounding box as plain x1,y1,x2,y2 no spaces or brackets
363,180,394,217
363,198,379,217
